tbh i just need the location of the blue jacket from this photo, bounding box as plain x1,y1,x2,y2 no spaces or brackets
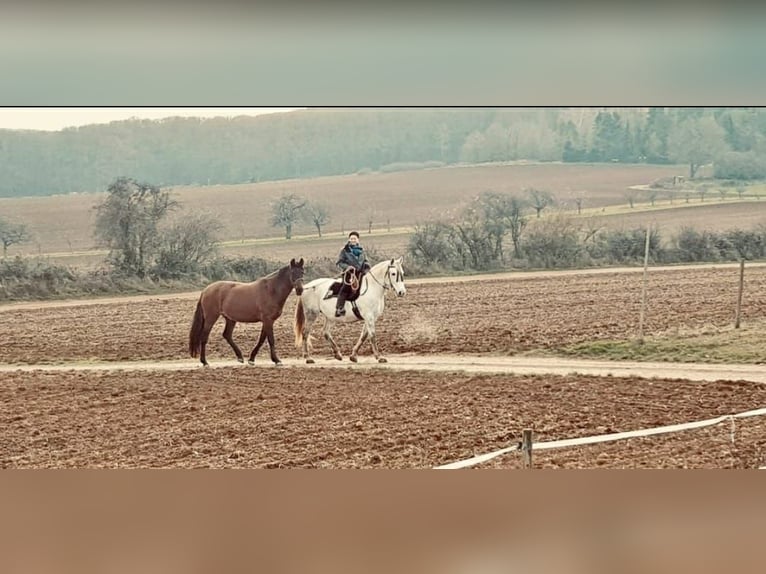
337,243,368,272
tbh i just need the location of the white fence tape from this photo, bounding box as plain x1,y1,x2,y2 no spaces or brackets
434,406,766,469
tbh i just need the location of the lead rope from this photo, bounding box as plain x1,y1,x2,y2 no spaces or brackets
342,268,359,291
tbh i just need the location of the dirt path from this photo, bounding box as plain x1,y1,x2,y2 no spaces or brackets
2,261,765,313
2,353,765,384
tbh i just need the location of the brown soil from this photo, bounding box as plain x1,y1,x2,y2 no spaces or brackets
2,265,764,365
2,263,766,468
2,367,765,469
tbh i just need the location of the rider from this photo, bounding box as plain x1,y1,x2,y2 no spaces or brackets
335,230,370,317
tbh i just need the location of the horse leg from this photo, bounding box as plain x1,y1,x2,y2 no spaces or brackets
323,319,343,361
349,324,369,363
302,311,319,364
222,318,244,363
247,324,268,365
367,320,387,363
264,323,281,365
199,313,220,367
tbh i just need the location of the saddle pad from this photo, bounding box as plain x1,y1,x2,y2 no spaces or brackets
323,280,343,300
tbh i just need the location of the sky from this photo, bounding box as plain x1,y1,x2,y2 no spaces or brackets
0,108,303,132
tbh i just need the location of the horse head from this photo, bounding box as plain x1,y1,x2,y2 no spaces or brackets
289,258,305,295
387,256,406,297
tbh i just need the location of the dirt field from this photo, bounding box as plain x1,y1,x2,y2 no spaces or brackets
594,200,766,235
2,264,766,469
2,367,765,469
2,265,764,365
1,163,683,255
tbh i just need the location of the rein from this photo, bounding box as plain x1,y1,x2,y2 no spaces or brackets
343,268,359,290
366,264,396,292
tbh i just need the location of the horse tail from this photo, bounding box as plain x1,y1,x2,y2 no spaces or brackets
189,298,205,358
293,298,305,348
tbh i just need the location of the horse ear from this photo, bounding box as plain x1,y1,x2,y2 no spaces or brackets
298,257,304,267
390,258,394,265
290,258,296,267
396,256,404,265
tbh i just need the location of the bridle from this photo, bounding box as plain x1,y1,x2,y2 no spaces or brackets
367,263,401,292
291,269,304,289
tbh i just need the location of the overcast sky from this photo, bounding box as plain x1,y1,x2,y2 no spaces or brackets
0,108,302,131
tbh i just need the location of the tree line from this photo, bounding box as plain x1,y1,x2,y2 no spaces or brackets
2,108,766,198
2,175,765,301
407,190,766,273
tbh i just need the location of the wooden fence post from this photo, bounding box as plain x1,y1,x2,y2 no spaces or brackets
522,429,533,469
735,259,745,329
637,224,651,344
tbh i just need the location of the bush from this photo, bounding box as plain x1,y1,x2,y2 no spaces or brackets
714,151,766,180
522,213,582,268
721,229,765,259
598,228,663,264
673,227,720,262
408,222,456,268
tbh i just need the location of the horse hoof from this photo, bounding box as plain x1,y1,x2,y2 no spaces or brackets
334,355,343,361
306,359,315,364
201,362,209,368
349,356,358,363
237,357,244,364
247,360,255,366
274,362,283,367
378,357,388,363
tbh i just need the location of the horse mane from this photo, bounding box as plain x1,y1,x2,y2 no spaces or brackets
370,259,391,272
260,265,289,282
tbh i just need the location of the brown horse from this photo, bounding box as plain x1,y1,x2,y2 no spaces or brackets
189,258,304,366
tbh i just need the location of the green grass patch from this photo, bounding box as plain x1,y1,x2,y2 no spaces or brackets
544,321,766,364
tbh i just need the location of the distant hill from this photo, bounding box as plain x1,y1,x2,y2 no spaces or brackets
0,107,763,198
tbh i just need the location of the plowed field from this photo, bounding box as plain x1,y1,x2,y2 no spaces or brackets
2,264,766,468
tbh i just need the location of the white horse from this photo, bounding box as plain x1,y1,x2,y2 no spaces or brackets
293,257,406,363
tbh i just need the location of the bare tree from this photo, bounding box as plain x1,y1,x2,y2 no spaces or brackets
624,188,638,208
563,188,587,215
475,191,528,260
93,177,176,276
0,217,31,257
270,193,306,239
525,187,554,218
303,200,331,237
454,213,497,270
645,188,659,207
666,189,675,205
153,211,222,277
0,217,32,257
365,207,377,234
408,221,455,267
667,115,729,179
581,216,603,245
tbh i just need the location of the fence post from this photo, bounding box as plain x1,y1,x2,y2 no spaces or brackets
735,258,745,329
522,429,533,469
637,224,651,344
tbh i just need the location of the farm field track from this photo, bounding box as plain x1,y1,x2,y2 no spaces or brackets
1,163,684,255
590,200,766,234
2,263,765,365
3,263,766,469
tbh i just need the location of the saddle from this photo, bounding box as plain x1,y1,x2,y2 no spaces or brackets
323,268,366,302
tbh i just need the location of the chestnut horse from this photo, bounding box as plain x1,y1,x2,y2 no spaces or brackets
189,258,304,366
